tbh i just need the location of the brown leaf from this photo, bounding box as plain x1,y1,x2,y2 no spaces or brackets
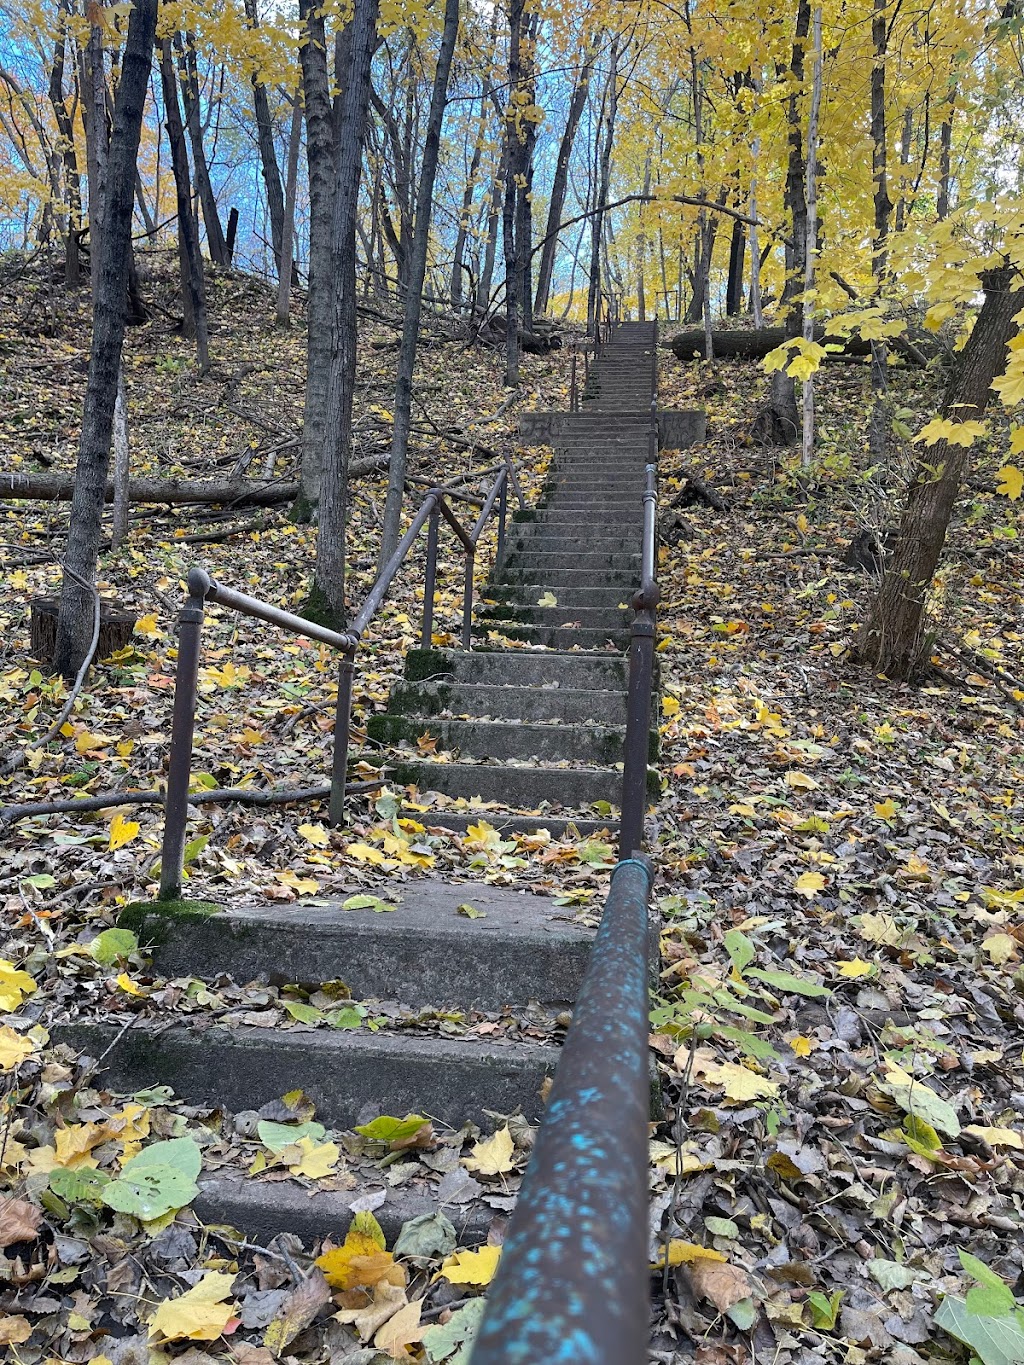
262,1270,331,1356
0,1197,42,1249
686,1259,753,1313
0,1315,32,1346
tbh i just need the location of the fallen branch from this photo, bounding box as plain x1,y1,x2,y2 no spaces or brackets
0,778,386,825
674,467,728,513
0,456,388,508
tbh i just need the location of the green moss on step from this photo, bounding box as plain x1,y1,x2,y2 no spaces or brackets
403,648,455,683
512,508,538,524
119,898,223,945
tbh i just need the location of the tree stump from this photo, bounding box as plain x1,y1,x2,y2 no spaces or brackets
29,598,137,665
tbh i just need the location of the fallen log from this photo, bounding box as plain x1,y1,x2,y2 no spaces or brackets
0,456,388,507
669,326,928,365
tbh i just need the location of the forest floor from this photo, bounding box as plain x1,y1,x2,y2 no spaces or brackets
1,253,1023,1364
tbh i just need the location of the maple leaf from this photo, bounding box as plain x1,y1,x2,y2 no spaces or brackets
280,1135,339,1178
108,811,140,851
334,1281,407,1342
794,870,825,897
297,822,330,847
0,961,36,1012
695,1058,779,1103
537,591,557,606
374,1298,427,1358
996,464,1023,500
461,1126,515,1176
837,958,874,978
148,1271,238,1342
439,1245,502,1285
316,1216,405,1291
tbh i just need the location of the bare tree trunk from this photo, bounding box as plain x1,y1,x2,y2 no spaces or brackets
937,98,954,220
452,77,490,312
894,105,913,234
48,0,83,290
295,0,336,519
502,0,526,386
309,0,380,626
243,0,286,279
859,266,1022,679
53,0,157,679
84,7,107,299
176,32,229,266
534,39,595,317
111,368,129,547
159,38,209,373
276,94,303,326
379,0,460,567
800,4,823,471
477,156,503,313
867,0,893,463
587,39,619,335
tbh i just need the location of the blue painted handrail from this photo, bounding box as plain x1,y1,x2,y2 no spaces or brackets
469,856,653,1364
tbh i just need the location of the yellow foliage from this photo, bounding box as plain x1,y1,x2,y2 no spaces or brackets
0,960,36,1012
148,1271,238,1342
439,1245,502,1286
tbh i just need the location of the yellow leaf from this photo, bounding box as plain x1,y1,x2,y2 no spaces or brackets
374,1298,425,1358
317,1223,403,1291
277,870,319,894
0,1026,35,1073
696,1058,779,1103
284,1136,339,1179
148,1271,238,1342
298,823,330,847
345,842,396,867
837,958,874,978
463,820,501,852
914,417,988,447
108,812,140,851
115,972,146,997
462,1126,515,1176
794,871,826,897
874,798,898,819
74,729,108,755
655,1240,727,1267
53,1122,107,1168
984,933,1018,965
785,770,819,791
0,960,36,1012
134,612,161,638
537,591,557,607
996,465,1024,500
789,1035,814,1056
857,912,905,946
439,1246,502,1286
963,1125,1023,1149
662,696,680,717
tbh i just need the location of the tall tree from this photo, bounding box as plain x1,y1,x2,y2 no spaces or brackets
159,37,209,373
53,0,157,679
175,32,229,267
308,0,380,626
242,0,287,280
859,265,1023,679
379,0,461,567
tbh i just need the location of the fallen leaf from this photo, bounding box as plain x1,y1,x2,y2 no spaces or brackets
537,591,557,606
0,1316,32,1346
655,1240,727,1267
794,870,826,897
334,1281,407,1341
837,958,874,978
316,1224,404,1291
0,960,36,1011
785,770,819,791
439,1245,502,1286
148,1270,238,1342
0,1026,35,1072
262,1270,331,1355
687,1258,753,1312
461,1126,515,1176
963,1125,1023,1149
374,1298,426,1358
984,933,1017,965
0,1196,42,1248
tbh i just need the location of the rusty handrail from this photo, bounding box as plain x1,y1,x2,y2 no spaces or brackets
618,325,660,861
158,459,519,900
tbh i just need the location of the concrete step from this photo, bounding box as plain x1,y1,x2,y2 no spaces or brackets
504,551,640,573
511,511,642,529
390,680,629,725
507,533,637,555
121,882,594,1011
478,603,629,630
195,1169,494,1247
403,647,629,690
59,1020,558,1129
473,622,630,650
387,758,626,809
483,584,633,608
493,567,637,590
369,713,631,765
421,810,619,840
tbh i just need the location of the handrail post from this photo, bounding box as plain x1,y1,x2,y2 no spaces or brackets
421,505,440,649
496,476,508,572
158,570,207,900
329,642,356,827
569,347,578,413
619,603,656,861
461,552,475,649
470,856,654,1365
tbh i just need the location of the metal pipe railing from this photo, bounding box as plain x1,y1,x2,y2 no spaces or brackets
618,324,660,861
158,459,520,899
470,856,654,1365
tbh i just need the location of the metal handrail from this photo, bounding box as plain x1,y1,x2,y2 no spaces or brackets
618,326,660,861
157,461,525,900
470,855,654,1365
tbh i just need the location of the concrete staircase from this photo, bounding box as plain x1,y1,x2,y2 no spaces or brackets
60,322,697,1246
369,322,665,832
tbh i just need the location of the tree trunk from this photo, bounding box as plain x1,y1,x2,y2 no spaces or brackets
276,95,303,325
859,266,1023,679
294,0,336,519
534,41,594,317
48,0,83,290
310,0,380,627
53,0,157,679
800,4,823,470
243,0,286,278
176,32,229,267
726,214,745,316
110,368,129,547
937,99,954,220
477,155,504,313
451,79,489,312
868,0,893,462
587,39,619,335
379,0,460,568
83,8,108,300
2,462,385,506
159,38,210,373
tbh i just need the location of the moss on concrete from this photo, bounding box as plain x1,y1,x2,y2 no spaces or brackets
403,648,455,683
120,898,223,945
